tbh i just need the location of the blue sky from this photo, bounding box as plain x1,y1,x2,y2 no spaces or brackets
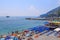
0,0,59,16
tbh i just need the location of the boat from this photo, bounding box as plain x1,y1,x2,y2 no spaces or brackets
6,16,10,18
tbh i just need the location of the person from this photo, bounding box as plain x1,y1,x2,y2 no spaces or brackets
0,35,5,40
21,32,26,39
18,36,22,40
34,34,39,38
27,36,33,40
13,37,18,40
57,31,60,38
15,31,19,34
0,35,3,38
11,32,17,36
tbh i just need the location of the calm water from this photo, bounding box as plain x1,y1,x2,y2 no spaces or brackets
0,16,46,35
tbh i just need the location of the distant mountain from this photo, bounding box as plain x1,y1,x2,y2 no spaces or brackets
40,6,60,18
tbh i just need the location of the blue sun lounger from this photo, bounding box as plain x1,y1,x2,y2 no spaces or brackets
28,26,50,34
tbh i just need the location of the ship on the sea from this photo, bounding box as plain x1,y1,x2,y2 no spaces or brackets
6,16,10,18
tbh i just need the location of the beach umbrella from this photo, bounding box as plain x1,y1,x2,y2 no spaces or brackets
44,27,50,30
44,22,50,26
30,26,43,33
32,27,38,30
28,27,39,34
28,26,50,33
37,26,50,32
37,27,45,32
28,28,34,31
28,27,38,31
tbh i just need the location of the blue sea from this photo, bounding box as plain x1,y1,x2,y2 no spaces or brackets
0,16,46,35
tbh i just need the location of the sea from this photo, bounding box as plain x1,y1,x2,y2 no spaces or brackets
0,16,47,35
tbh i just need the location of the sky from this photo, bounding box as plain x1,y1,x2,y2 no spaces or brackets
0,0,60,16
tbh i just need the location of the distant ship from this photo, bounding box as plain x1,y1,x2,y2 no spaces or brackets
6,16,10,18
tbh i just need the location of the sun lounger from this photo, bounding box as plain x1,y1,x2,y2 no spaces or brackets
54,32,58,36
40,30,50,35
47,31,56,36
47,28,60,36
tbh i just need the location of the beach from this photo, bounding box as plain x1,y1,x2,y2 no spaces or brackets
0,0,60,40
0,17,60,40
